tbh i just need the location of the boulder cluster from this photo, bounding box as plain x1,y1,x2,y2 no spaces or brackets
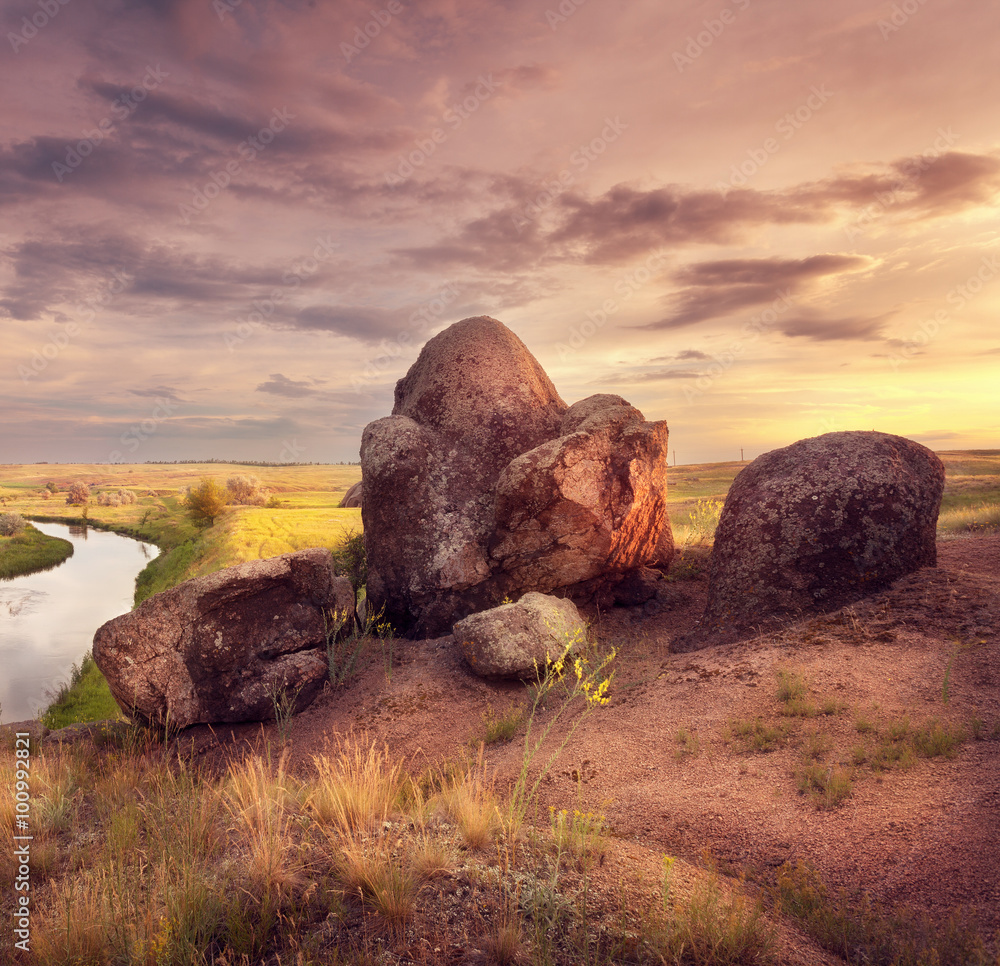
360,316,673,637
92,316,947,727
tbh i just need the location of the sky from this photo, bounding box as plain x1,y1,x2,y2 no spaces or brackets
2,0,998,466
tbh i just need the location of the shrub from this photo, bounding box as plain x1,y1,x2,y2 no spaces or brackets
226,474,269,506
96,489,137,507
0,512,26,537
65,481,90,505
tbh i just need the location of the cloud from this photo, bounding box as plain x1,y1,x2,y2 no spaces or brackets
291,305,410,343
128,385,185,401
255,373,318,398
778,312,893,341
645,254,875,332
397,151,1000,272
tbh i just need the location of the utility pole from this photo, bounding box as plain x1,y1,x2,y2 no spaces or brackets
740,447,744,461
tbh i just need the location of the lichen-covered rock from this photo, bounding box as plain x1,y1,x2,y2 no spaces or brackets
454,592,586,679
360,317,674,636
92,548,354,728
699,431,944,639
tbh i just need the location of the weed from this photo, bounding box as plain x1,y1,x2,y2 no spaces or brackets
653,862,776,965
774,860,999,966
548,806,609,871
675,726,702,759
725,717,791,753
309,740,407,837
439,764,498,849
266,680,303,746
797,763,854,809
480,700,527,745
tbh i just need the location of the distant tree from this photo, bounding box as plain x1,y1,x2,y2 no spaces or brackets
185,478,228,527
45,481,59,493
65,481,90,505
0,512,26,537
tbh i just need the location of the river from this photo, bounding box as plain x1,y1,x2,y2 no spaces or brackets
0,521,153,724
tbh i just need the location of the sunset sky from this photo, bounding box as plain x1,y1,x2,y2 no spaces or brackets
2,0,998,465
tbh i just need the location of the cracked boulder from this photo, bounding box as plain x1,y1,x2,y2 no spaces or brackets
360,316,673,636
92,547,354,728
697,431,945,640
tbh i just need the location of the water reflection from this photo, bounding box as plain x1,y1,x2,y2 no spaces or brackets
0,521,151,724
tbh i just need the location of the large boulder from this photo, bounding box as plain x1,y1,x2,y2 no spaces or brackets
698,431,944,639
454,592,586,680
93,548,354,729
360,316,673,636
490,394,673,590
339,481,363,508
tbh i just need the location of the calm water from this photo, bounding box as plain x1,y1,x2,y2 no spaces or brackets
0,521,152,724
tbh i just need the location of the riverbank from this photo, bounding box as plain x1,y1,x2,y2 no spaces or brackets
0,523,73,580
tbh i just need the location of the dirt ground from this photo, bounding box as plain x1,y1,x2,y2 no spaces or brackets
172,533,1000,959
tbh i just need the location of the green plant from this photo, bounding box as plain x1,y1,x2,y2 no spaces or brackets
774,860,999,966
548,806,609,871
266,680,303,745
725,717,791,753
480,701,527,745
675,726,702,759
331,528,367,593
654,861,776,965
325,606,367,685
504,628,617,841
797,763,853,809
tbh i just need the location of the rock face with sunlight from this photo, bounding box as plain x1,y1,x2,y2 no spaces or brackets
695,431,945,642
454,592,586,680
360,316,674,636
93,548,354,728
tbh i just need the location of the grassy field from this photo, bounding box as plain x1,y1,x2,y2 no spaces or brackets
0,462,363,603
0,522,74,580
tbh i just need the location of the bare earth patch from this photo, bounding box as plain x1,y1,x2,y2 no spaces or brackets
185,533,1000,958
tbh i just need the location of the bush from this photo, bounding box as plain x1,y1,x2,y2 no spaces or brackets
96,488,137,507
65,481,90,505
0,512,26,537
227,474,270,506
184,478,228,527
